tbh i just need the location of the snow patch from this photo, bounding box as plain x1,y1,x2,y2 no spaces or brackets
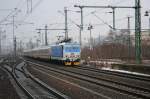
102,67,150,77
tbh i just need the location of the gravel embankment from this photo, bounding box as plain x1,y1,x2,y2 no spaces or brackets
0,68,20,99
27,65,108,99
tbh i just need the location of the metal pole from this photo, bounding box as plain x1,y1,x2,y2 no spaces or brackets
12,16,15,73
90,27,92,50
88,24,93,50
42,32,44,45
64,7,68,40
80,7,83,30
128,16,131,60
36,39,39,47
31,0,32,13
13,16,15,48
12,15,16,58
37,29,41,45
149,17,150,36
112,8,115,30
80,7,83,47
45,25,48,46
0,28,1,54
99,32,101,44
27,0,29,13
14,37,16,57
135,0,141,64
79,26,82,46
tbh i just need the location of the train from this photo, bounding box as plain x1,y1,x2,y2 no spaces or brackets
23,42,81,65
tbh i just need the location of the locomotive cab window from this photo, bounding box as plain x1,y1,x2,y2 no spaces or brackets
64,46,80,52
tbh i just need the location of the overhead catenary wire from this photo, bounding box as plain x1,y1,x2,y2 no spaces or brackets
0,0,44,35
111,0,129,5
0,0,27,24
80,0,129,22
58,8,131,30
11,0,42,35
91,12,113,29
21,0,44,21
0,9,17,24
58,10,80,28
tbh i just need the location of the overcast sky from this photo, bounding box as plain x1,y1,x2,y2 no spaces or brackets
0,0,150,47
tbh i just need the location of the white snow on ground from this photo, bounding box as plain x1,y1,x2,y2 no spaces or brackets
102,67,150,77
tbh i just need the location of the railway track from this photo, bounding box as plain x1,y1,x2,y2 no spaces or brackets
69,66,150,91
26,60,150,99
31,65,110,99
77,65,150,82
3,61,68,99
26,58,150,88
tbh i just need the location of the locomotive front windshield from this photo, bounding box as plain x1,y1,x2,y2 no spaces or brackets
64,45,80,52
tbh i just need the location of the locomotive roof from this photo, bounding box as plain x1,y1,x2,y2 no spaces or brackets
23,42,80,52
55,42,80,46
23,46,50,52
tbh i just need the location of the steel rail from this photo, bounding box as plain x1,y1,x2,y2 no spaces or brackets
22,64,69,99
3,67,34,99
27,61,150,99
57,66,150,92
77,65,150,82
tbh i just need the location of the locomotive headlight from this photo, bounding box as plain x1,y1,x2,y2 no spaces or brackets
76,55,79,58
65,55,68,58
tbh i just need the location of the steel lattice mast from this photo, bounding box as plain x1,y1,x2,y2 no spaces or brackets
74,0,142,64
135,0,141,64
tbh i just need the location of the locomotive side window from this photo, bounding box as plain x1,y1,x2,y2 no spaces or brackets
64,46,80,52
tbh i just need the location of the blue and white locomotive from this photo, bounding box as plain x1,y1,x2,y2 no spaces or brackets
23,42,81,65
